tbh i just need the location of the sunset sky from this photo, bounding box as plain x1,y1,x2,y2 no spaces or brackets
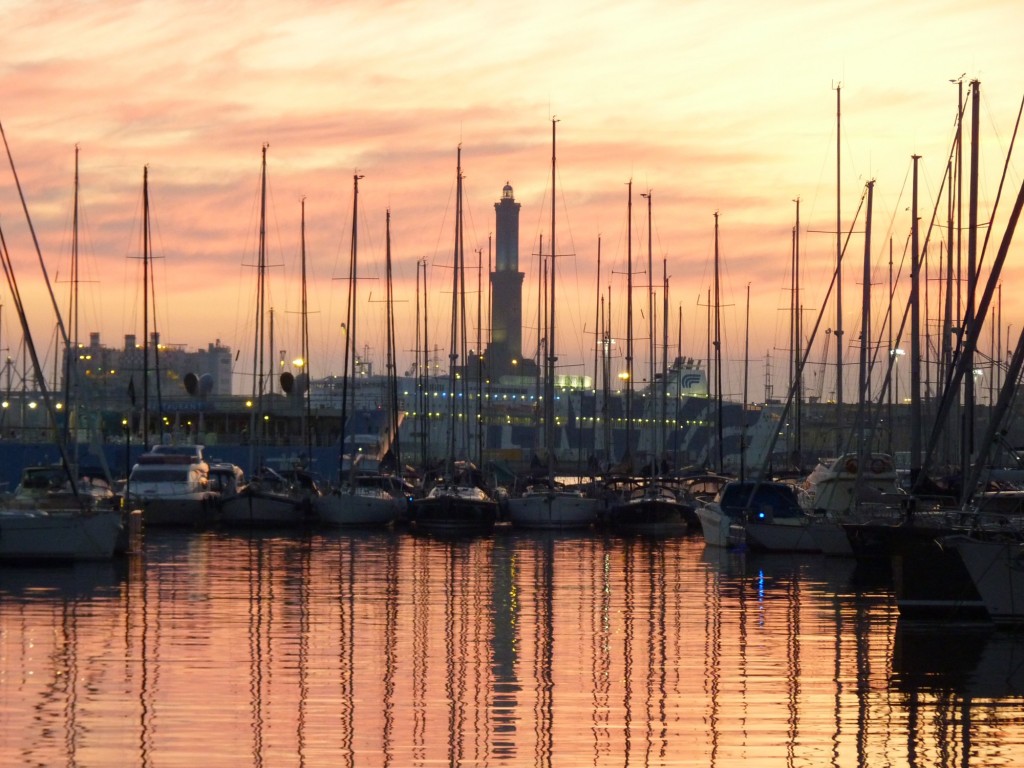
2,0,1022,401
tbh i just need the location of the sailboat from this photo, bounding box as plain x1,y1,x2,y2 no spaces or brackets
314,176,401,527
10,147,119,515
0,138,123,560
220,145,317,528
409,146,499,535
606,187,693,535
507,120,598,530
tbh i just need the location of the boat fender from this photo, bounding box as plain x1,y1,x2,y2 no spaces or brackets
844,458,858,474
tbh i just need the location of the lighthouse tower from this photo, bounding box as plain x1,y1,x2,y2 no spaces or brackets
485,182,535,381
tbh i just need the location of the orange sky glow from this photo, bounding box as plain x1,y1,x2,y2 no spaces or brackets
2,0,1022,401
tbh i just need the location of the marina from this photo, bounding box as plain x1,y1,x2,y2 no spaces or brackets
2,4,1024,763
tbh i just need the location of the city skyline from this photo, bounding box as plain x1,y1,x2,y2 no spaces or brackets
2,0,1022,404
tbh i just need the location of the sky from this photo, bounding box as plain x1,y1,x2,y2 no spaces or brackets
1,0,1022,402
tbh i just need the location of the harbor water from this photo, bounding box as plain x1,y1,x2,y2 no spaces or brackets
2,528,1023,766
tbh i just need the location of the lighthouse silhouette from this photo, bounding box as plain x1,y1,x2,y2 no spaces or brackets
484,182,536,381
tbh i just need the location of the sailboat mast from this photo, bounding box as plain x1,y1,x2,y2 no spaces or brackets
535,234,543,455
661,257,669,469
887,238,894,455
300,197,312,461
713,212,723,473
142,165,150,449
835,84,844,443
546,119,558,470
476,245,483,466
910,156,922,475
857,179,875,463
417,258,428,466
592,235,601,461
254,147,271,464
445,148,463,471
339,172,362,484
486,235,492,464
64,147,80,452
675,303,682,468
741,282,750,481
457,158,470,458
245,148,266,473
963,79,981,488
415,259,422,464
624,180,634,464
643,190,654,408
792,197,802,466
602,287,611,460
386,209,400,469
955,77,965,358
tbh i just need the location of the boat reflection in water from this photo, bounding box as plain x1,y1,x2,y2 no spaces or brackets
2,531,1023,766
892,620,1024,705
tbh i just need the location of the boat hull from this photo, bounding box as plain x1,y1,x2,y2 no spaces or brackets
507,492,598,530
0,509,124,561
696,504,733,547
807,517,855,556
219,488,310,528
893,537,987,621
411,492,498,536
607,497,693,536
314,490,399,527
740,517,821,553
841,518,953,560
131,494,219,528
952,537,1024,624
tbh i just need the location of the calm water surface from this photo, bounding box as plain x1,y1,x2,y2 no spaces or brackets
1,528,1023,767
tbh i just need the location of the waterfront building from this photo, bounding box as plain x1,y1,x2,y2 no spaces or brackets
62,332,234,405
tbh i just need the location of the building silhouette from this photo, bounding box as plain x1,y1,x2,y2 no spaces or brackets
63,332,234,405
483,182,537,383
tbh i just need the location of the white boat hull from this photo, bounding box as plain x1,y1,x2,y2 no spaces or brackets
742,517,821,553
696,504,733,548
953,537,1024,624
507,492,598,530
130,493,218,527
807,517,854,556
0,509,123,561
